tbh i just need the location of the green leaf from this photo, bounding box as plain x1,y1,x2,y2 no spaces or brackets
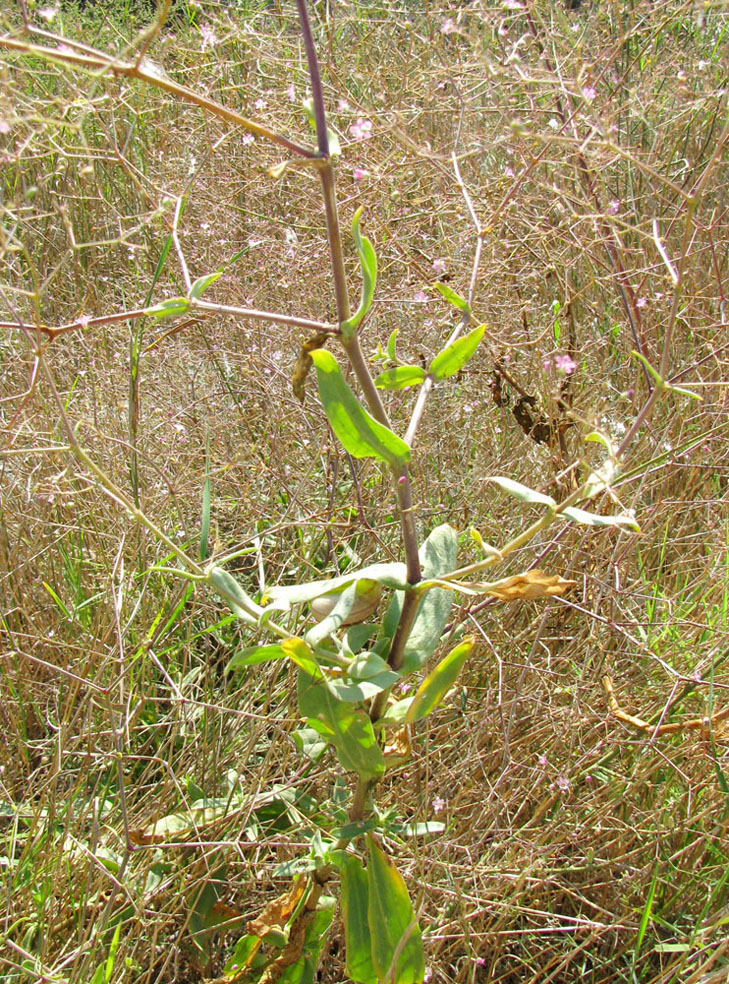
381,524,458,674
366,834,425,984
561,506,640,531
146,297,191,319
376,697,414,727
301,97,341,158
305,582,360,647
341,208,377,337
431,282,470,312
405,636,475,723
298,668,385,780
429,325,486,381
311,349,411,465
189,270,223,299
374,366,427,390
342,855,378,984
207,566,262,624
278,897,336,984
226,644,288,671
263,562,408,609
489,476,557,509
387,328,399,362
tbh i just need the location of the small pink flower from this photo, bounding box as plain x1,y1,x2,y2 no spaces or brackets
353,167,367,181
432,258,447,275
636,296,648,309
350,118,373,141
199,23,218,48
441,17,456,34
504,166,515,178
504,0,523,9
555,354,576,374
242,133,255,146
432,796,445,813
582,86,597,102
337,98,349,112
0,120,9,134
254,97,267,111
414,289,429,303
286,84,296,102
607,199,620,215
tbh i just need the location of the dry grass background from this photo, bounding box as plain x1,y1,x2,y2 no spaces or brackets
2,0,729,981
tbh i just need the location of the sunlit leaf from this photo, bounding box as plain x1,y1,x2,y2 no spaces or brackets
366,835,425,983
263,562,408,609
226,644,288,671
298,668,385,780
310,349,411,466
489,476,556,508
429,325,486,381
342,855,378,984
146,297,191,319
341,208,377,337
561,506,640,531
387,328,399,362
189,271,223,299
431,282,470,312
405,637,476,723
374,366,427,390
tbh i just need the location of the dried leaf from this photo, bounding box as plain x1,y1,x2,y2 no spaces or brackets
479,570,575,602
291,331,332,403
383,726,412,769
247,879,307,938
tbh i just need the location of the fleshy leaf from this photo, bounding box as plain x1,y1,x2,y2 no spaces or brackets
298,668,385,780
387,328,399,362
366,835,425,984
341,208,377,337
341,856,378,984
489,476,557,509
263,562,408,609
146,297,191,319
374,366,427,390
561,506,640,531
310,349,411,466
432,282,470,313
226,644,288,671
381,524,458,674
429,325,486,381
207,566,263,624
189,271,223,299
405,637,475,723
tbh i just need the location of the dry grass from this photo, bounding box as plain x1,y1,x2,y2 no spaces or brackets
2,0,729,982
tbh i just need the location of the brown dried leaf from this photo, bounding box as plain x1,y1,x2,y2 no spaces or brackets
384,725,412,768
247,879,307,938
292,331,332,403
484,570,576,602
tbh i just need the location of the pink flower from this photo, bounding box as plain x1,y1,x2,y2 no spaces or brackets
555,354,576,374
504,166,515,178
582,86,597,102
432,796,445,813
636,296,648,308
607,199,620,215
353,167,367,181
441,17,456,34
0,120,9,134
432,258,447,275
414,289,429,303
254,97,267,111
286,84,296,102
337,98,349,112
350,118,373,141
242,133,255,146
199,23,218,48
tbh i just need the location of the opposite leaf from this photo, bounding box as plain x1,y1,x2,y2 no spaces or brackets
366,835,425,984
310,349,411,466
374,366,427,390
429,324,486,381
405,636,476,723
341,856,378,984
341,208,377,338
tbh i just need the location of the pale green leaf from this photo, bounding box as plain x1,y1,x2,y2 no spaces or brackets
366,835,425,984
489,476,557,509
429,325,486,381
146,297,191,319
431,282,470,312
341,856,378,984
341,209,377,337
405,637,475,723
561,506,640,531
189,271,223,299
374,366,427,390
311,349,411,466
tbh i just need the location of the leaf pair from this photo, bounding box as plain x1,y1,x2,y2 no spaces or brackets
342,836,425,984
374,323,486,391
